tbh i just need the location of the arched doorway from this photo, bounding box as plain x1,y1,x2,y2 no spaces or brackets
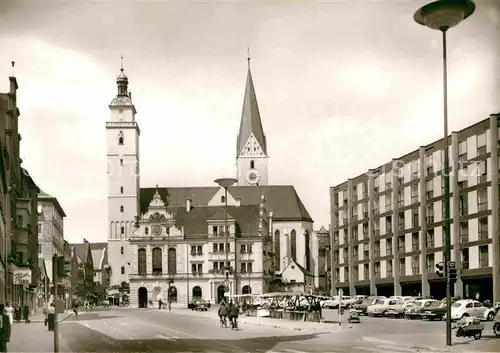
192,286,202,300
242,285,251,294
153,287,162,307
217,285,226,303
138,287,148,308
169,286,177,303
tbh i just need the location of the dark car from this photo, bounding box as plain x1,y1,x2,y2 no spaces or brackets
189,300,211,311
421,298,459,321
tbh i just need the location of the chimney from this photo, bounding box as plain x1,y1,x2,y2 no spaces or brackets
186,198,191,212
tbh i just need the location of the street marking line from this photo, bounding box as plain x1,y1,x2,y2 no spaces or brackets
137,319,252,353
377,345,422,352
156,334,178,341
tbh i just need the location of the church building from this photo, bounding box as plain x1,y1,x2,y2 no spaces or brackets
106,59,316,307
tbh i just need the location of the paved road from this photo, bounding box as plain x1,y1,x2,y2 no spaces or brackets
43,308,499,353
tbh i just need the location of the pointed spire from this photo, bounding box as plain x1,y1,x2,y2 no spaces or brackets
236,54,267,156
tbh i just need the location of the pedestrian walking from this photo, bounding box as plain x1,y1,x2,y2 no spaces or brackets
47,303,55,332
0,304,10,344
158,299,163,310
3,302,13,326
0,307,7,352
22,305,30,323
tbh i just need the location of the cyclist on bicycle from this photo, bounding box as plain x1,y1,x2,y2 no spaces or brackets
228,300,239,330
218,301,228,327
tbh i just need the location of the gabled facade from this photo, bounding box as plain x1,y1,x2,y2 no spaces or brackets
279,259,314,293
71,240,95,300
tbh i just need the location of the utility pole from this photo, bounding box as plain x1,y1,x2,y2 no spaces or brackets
52,254,59,353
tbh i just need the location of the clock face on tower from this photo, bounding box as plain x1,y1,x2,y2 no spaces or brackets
246,169,261,185
152,226,161,236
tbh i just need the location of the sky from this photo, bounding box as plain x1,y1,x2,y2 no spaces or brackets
0,0,498,244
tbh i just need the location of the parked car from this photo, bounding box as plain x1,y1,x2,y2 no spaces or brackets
367,298,398,317
420,297,459,321
353,296,386,315
449,299,496,321
404,299,438,319
386,300,414,318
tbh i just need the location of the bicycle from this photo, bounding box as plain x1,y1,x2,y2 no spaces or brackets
219,316,227,328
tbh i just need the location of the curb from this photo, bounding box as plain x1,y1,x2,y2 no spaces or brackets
16,312,74,324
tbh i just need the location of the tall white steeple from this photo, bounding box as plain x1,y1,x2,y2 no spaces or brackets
236,54,269,186
106,58,141,287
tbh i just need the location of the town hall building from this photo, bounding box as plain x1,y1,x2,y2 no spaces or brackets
106,59,316,307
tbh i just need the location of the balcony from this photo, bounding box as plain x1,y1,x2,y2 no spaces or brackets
209,232,235,238
190,251,204,256
209,251,235,260
130,273,173,280
460,233,469,243
191,271,203,276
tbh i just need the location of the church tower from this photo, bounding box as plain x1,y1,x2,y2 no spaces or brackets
236,57,268,186
106,62,140,287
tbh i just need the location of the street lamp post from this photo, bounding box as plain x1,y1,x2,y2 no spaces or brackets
414,0,475,347
214,178,238,296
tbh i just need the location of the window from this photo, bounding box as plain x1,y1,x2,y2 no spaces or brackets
397,191,403,206
459,194,468,216
221,195,225,203
462,248,469,269
145,227,149,235
411,160,418,179
478,217,488,239
398,213,405,231
38,244,42,254
386,260,393,276
478,160,487,183
425,153,434,175
386,238,393,256
477,132,486,148
479,246,488,267
426,204,434,223
460,221,469,242
426,229,435,248
411,185,419,203
385,194,392,210
152,247,162,274
290,229,297,261
118,130,124,145
385,215,392,234
120,246,124,254
168,248,177,274
458,141,467,166
412,210,419,227
138,248,146,275
385,172,391,189
121,266,125,274
426,181,434,200
120,205,124,213
374,241,380,257
120,226,124,234
477,189,488,211
412,233,419,251
399,258,406,276
398,235,405,253
250,160,255,169
241,262,253,273
120,158,123,166
120,186,124,194
411,256,420,275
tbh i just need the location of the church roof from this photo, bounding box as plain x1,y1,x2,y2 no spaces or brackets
139,185,312,222
168,205,261,238
236,67,267,156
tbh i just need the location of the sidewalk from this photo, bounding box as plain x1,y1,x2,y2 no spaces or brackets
161,308,344,332
8,319,73,352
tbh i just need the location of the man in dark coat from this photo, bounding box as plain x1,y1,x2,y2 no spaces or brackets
218,302,228,326
227,300,239,329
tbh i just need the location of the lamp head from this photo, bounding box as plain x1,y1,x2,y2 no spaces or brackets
414,0,475,31
214,178,238,189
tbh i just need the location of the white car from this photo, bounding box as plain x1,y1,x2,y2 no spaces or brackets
449,299,496,321
367,298,398,317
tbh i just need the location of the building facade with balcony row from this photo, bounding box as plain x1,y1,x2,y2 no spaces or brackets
330,113,500,303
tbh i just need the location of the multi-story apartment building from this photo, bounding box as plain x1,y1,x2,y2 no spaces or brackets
330,114,500,303
1,69,40,307
38,190,67,299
